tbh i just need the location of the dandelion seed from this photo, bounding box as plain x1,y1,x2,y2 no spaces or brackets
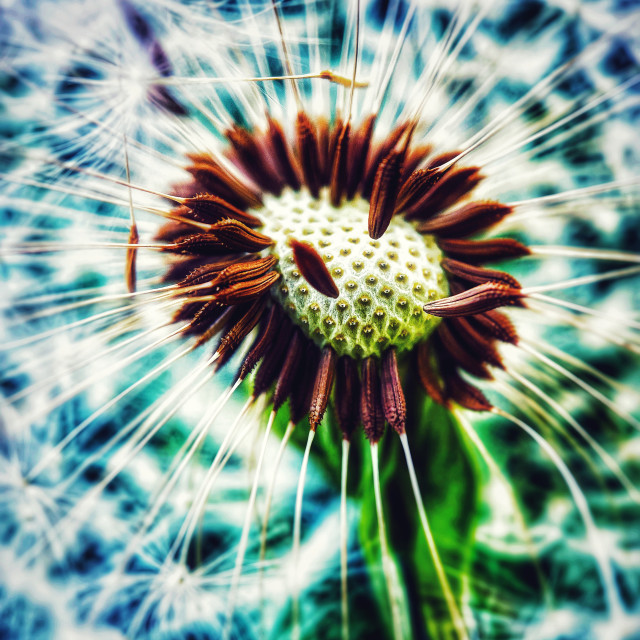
1,1,639,639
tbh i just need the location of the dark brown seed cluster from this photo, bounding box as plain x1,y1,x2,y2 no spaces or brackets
157,111,530,440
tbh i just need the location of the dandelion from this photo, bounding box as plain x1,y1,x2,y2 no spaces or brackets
1,0,639,638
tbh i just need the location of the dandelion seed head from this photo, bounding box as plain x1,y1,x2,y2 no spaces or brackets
2,0,640,637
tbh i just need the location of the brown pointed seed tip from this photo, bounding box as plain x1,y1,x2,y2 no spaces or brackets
346,113,376,199
309,347,337,430
396,167,443,213
436,324,492,380
424,281,523,318
252,318,293,397
210,255,277,293
414,166,483,219
213,270,280,305
186,302,229,339
226,124,283,193
334,356,361,440
368,149,404,239
267,115,301,191
290,341,320,425
381,348,406,434
289,238,340,299
401,144,434,182
181,194,263,227
125,223,139,293
296,111,321,198
426,150,460,169
417,201,512,238
443,367,493,412
165,224,266,257
437,237,531,264
239,304,280,380
441,258,521,288
416,342,447,407
470,310,519,345
210,219,274,252
185,157,262,209
178,257,251,290
315,116,331,184
214,297,266,369
449,317,504,369
273,331,303,411
360,357,386,443
330,121,351,206
361,122,407,199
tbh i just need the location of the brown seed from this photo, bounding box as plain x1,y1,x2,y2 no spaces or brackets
360,357,386,443
410,166,483,218
296,111,321,198
448,316,504,369
380,348,406,434
226,124,283,194
170,233,227,255
330,121,351,206
396,167,444,213
290,238,340,299
181,194,263,227
316,116,331,185
162,256,214,284
183,301,227,336
327,117,343,174
240,304,281,380
178,256,254,289
210,256,277,293
334,356,361,440
273,331,304,411
346,113,376,199
441,258,521,288
442,366,492,412
426,151,460,169
401,144,434,182
436,323,492,380
418,201,513,238
170,221,273,255
290,341,321,425
210,219,275,252
186,154,262,209
416,342,447,406
213,297,266,365
253,318,293,397
424,281,524,317
309,347,337,430
266,115,301,191
437,237,531,264
469,310,519,345
125,222,139,294
361,122,408,199
368,148,404,239
214,270,280,305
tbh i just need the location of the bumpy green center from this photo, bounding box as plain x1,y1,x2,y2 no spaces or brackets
258,189,449,358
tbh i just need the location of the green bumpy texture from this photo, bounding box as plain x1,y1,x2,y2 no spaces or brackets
259,189,449,358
